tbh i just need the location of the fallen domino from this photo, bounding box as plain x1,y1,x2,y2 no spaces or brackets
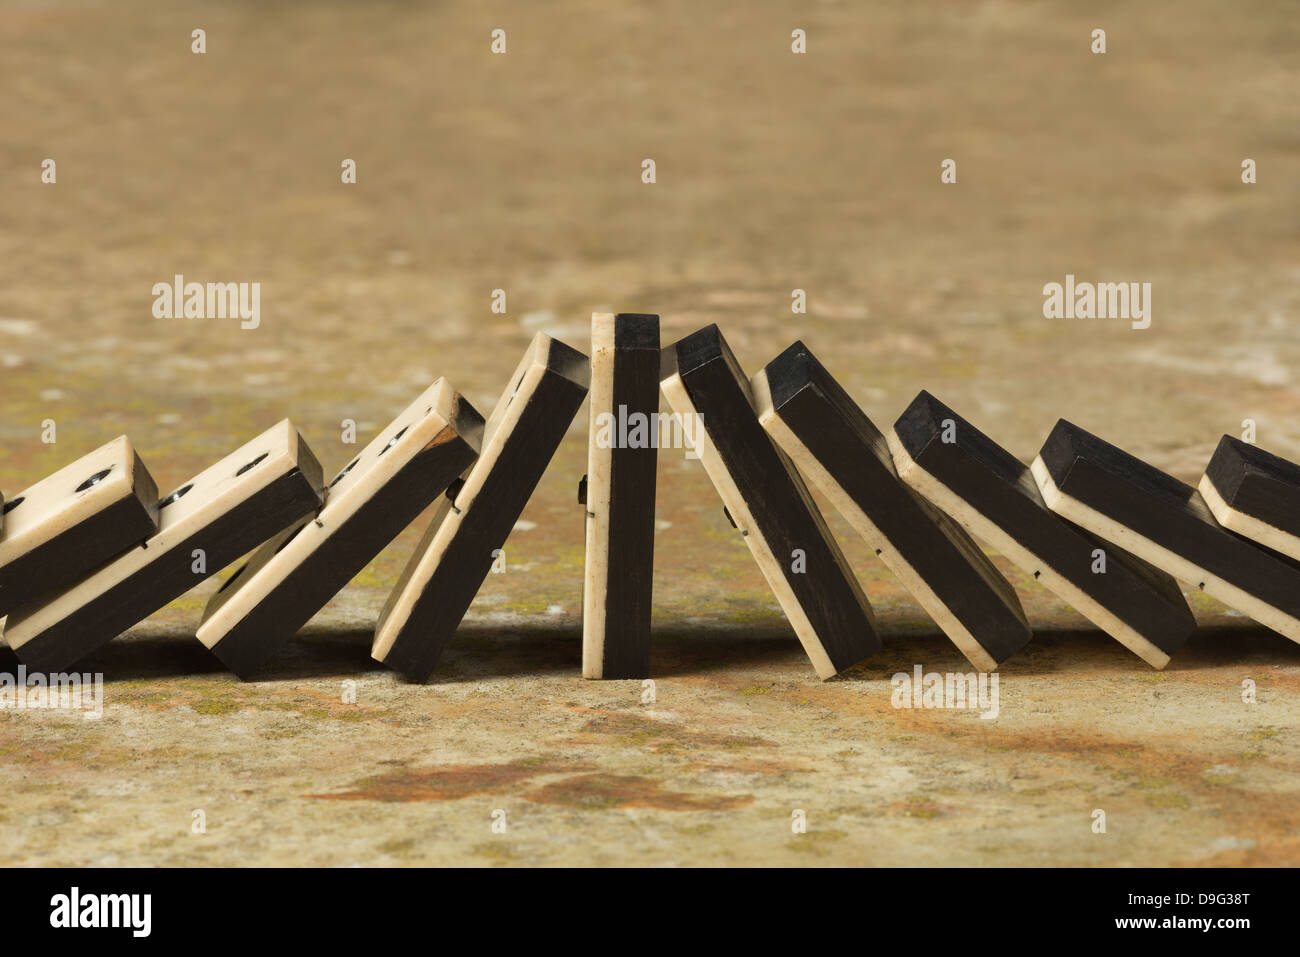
755,342,1031,671
373,332,590,682
1199,434,1300,562
1,320,1291,682
582,313,660,680
197,379,484,677
661,324,880,679
1033,419,1300,647
0,436,159,619
4,420,324,672
889,392,1195,668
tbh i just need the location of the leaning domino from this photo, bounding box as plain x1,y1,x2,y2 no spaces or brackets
0,436,159,618
661,324,880,679
755,343,1031,671
373,332,590,682
889,392,1194,668
4,420,324,672
197,379,484,677
1199,434,1300,562
1034,419,1300,647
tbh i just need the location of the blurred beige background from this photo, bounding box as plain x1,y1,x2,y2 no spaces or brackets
0,1,1296,866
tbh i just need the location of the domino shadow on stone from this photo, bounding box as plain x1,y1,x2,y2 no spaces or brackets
755,343,1031,671
660,324,879,679
1033,419,1300,648
889,392,1194,668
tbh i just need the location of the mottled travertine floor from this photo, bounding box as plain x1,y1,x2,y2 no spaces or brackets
0,0,1297,865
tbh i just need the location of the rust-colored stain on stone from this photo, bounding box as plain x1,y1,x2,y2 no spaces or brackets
567,706,775,752
0,0,1297,867
310,759,595,802
117,680,402,725
523,773,754,812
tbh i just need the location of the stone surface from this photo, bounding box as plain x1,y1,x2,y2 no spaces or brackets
0,0,1296,866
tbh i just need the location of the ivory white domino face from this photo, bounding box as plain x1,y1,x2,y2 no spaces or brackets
659,324,879,680
582,312,660,680
196,379,483,677
4,420,324,672
889,392,1194,669
1034,419,1300,647
755,343,1030,672
0,436,159,618
373,332,590,682
1199,434,1300,561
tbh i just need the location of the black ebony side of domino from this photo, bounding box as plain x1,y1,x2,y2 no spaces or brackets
1039,420,1300,614
383,339,590,682
599,314,660,679
208,414,483,677
15,466,324,674
665,325,879,671
1204,435,1300,540
0,451,159,618
894,392,1193,652
765,343,1030,664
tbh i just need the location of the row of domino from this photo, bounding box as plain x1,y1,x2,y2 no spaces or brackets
2,316,1298,682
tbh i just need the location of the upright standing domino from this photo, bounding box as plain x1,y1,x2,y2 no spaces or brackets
889,392,1194,669
583,313,660,679
197,380,484,677
0,436,159,618
1199,434,1300,561
1033,419,1300,647
660,324,879,679
4,420,324,672
754,343,1032,671
373,332,590,682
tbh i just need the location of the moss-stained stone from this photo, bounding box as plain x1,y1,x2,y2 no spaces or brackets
0,0,1297,866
